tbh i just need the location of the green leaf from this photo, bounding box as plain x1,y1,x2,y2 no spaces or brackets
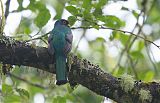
2,84,20,103
144,71,154,82
138,41,144,51
130,51,144,60
110,30,119,41
112,66,126,76
27,1,51,28
69,0,79,5
132,10,139,18
4,94,20,103
93,24,100,30
2,84,13,93
34,8,51,28
119,32,129,45
27,0,36,11
147,2,160,23
24,27,31,35
121,6,129,11
96,0,107,8
82,0,91,11
68,16,77,26
67,84,74,93
65,93,75,101
96,37,106,42
54,1,65,19
83,10,93,20
29,0,36,4
82,20,91,27
66,6,78,16
99,15,125,28
17,0,24,11
89,37,106,52
53,96,66,103
122,6,139,18
17,17,32,36
111,31,129,45
93,8,102,18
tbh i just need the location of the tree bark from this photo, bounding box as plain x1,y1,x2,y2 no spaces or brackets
0,37,160,103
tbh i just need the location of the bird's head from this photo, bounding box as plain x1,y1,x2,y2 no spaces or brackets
54,19,69,27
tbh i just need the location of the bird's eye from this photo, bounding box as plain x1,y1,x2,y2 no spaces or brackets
62,21,67,25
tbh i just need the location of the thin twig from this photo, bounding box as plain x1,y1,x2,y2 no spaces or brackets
143,29,158,74
40,38,48,45
73,29,86,53
23,23,160,50
71,1,160,78
31,29,42,38
71,26,160,49
0,0,5,35
7,72,48,89
142,0,158,74
111,1,146,75
145,42,158,74
111,10,143,73
4,0,11,19
127,53,138,79
24,32,50,43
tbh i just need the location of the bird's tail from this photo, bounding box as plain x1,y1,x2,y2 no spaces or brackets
55,55,67,85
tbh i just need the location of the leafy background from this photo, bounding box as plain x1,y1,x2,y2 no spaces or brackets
0,0,160,103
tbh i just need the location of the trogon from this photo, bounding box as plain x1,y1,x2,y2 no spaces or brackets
48,19,73,85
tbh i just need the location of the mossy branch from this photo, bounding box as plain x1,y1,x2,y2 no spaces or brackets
0,37,160,103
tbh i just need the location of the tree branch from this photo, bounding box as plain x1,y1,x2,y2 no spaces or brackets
0,37,160,103
71,26,160,49
0,37,54,73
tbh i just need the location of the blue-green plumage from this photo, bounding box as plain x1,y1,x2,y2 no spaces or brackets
48,19,73,85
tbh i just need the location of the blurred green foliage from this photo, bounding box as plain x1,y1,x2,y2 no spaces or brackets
1,0,160,103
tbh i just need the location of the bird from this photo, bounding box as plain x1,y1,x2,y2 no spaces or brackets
48,19,73,85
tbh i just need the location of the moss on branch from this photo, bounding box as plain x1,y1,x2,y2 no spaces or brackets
0,37,160,103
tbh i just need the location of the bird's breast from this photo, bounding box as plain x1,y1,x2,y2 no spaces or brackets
52,32,66,53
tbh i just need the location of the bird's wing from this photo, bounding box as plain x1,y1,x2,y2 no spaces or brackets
48,32,55,55
64,32,73,55
48,31,54,43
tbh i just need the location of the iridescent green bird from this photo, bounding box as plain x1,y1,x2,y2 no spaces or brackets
48,19,73,85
